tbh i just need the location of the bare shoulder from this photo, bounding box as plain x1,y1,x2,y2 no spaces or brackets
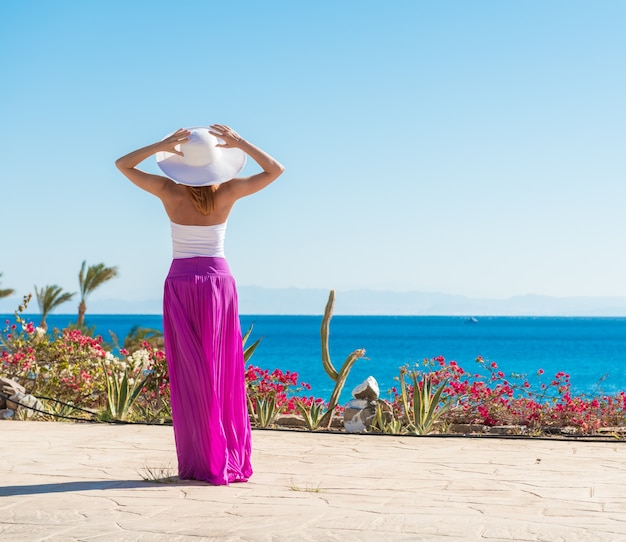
214,180,239,203
161,181,188,203
216,176,257,201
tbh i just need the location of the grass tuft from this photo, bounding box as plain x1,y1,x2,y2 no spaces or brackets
289,479,324,493
138,463,179,484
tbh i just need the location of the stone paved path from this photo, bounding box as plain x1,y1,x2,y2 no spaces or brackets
1,421,625,541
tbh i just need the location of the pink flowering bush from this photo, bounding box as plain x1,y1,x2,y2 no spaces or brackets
245,365,320,427
381,356,626,435
1,298,170,421
2,301,107,406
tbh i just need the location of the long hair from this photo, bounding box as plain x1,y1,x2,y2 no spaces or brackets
187,185,217,215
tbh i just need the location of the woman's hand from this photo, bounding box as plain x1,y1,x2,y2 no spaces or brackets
157,128,191,155
209,124,244,148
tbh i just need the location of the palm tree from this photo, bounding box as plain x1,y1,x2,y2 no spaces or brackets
77,261,119,327
35,285,75,331
123,325,164,352
0,273,14,299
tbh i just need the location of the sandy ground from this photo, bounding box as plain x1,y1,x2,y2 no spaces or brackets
1,421,626,541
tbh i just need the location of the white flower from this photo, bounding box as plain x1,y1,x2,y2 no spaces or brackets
34,327,46,342
127,349,150,370
105,352,118,366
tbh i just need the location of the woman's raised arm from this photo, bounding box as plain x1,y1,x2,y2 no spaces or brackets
115,129,191,197
210,125,285,200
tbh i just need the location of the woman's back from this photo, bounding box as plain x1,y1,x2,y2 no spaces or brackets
161,183,233,226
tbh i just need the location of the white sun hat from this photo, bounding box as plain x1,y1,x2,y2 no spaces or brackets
155,127,246,186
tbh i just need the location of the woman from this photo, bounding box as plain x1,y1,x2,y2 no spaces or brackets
116,125,284,484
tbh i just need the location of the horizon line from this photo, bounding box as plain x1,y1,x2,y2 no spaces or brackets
4,312,626,318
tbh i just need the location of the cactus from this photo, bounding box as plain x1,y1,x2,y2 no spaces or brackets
318,290,366,429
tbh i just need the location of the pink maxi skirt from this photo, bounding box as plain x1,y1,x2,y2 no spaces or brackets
163,257,252,485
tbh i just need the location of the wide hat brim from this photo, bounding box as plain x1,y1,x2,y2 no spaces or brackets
155,126,247,187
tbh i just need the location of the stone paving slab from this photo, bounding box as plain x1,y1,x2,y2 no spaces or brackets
1,421,626,541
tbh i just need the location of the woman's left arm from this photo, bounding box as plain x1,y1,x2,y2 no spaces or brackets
210,125,285,200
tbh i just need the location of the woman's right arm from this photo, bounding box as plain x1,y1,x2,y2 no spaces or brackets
115,129,190,197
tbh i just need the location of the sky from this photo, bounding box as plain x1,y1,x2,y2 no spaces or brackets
1,1,625,314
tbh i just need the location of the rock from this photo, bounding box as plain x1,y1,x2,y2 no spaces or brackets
346,398,368,411
343,398,377,433
485,425,527,436
352,376,379,401
345,378,385,433
1,377,26,396
343,408,366,432
0,408,15,419
7,392,44,418
330,416,344,429
597,426,626,434
448,423,486,434
6,392,24,411
275,414,308,429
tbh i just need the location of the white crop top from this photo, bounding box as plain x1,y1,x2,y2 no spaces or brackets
170,221,227,258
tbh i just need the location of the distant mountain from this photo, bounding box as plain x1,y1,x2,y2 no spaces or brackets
236,287,626,316
3,288,626,316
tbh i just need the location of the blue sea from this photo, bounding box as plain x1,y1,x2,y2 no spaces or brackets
4,314,626,403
